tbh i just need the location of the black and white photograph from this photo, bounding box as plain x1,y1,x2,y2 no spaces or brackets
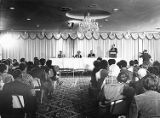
0,0,160,118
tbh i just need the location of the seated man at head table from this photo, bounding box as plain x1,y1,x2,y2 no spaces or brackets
58,51,65,58
74,51,82,58
88,50,95,58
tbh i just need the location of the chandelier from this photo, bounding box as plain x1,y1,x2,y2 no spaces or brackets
78,13,99,33
66,9,111,34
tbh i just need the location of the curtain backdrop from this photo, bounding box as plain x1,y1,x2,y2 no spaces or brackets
0,31,160,62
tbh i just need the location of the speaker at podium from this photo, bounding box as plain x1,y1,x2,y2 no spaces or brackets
109,44,118,58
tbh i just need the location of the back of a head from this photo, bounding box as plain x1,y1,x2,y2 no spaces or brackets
100,60,108,69
93,60,100,68
143,73,159,91
34,57,38,61
138,68,147,79
46,60,52,67
40,58,46,66
20,58,25,63
34,58,40,66
152,61,160,67
12,69,22,79
0,63,7,73
108,59,116,65
129,60,134,66
19,63,27,71
148,66,159,76
118,60,127,68
134,60,139,65
97,57,102,61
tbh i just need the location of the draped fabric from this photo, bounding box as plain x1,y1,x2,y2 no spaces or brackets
0,31,160,62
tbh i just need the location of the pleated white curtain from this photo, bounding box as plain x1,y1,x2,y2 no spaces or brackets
0,32,160,63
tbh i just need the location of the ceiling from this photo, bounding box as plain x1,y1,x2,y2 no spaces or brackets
1,0,160,32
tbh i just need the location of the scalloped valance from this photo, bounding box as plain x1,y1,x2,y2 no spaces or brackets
17,31,160,40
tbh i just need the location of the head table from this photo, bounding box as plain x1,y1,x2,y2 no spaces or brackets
50,58,122,71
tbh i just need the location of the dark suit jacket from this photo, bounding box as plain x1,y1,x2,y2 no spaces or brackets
75,54,82,58
88,53,95,57
0,80,37,115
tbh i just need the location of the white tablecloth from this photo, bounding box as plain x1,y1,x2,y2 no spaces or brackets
50,58,122,70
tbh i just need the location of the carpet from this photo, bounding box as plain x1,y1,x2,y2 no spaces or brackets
37,76,99,118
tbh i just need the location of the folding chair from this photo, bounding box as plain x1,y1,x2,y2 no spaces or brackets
33,78,44,104
110,99,129,118
12,95,26,118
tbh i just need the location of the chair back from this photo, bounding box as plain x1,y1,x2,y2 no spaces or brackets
33,78,41,91
12,95,24,108
110,99,128,115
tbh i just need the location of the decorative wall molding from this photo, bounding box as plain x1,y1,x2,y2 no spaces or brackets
9,31,160,40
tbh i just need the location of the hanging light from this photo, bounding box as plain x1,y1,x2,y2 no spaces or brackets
66,9,111,34
78,12,99,34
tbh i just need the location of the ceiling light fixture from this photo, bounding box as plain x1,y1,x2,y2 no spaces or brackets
26,18,31,21
9,7,15,10
66,9,111,34
113,8,119,11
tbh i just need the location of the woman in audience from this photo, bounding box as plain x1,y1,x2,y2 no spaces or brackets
0,63,14,84
117,60,133,81
39,58,46,70
98,70,135,117
45,60,62,88
26,61,34,74
12,59,19,70
129,68,147,95
108,59,120,79
129,73,160,118
96,60,109,91
128,60,135,72
18,63,34,88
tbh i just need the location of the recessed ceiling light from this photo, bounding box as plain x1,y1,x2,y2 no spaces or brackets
113,8,119,11
105,19,108,22
26,18,31,21
9,7,15,10
36,24,40,27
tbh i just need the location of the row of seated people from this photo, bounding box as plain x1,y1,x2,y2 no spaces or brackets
0,57,60,118
58,50,95,58
90,57,160,118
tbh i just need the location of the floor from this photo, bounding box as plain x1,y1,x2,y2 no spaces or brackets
37,76,99,118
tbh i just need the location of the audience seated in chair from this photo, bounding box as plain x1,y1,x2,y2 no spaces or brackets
129,73,160,118
0,63,14,84
18,63,34,88
128,60,135,72
117,60,133,82
129,68,147,95
96,60,109,91
0,69,37,118
98,68,135,117
108,59,120,78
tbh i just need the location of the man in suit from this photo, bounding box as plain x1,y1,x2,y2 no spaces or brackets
88,50,95,58
109,44,118,58
75,50,82,58
58,51,65,58
0,69,37,118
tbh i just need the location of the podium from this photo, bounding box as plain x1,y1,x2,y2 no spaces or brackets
109,51,117,58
